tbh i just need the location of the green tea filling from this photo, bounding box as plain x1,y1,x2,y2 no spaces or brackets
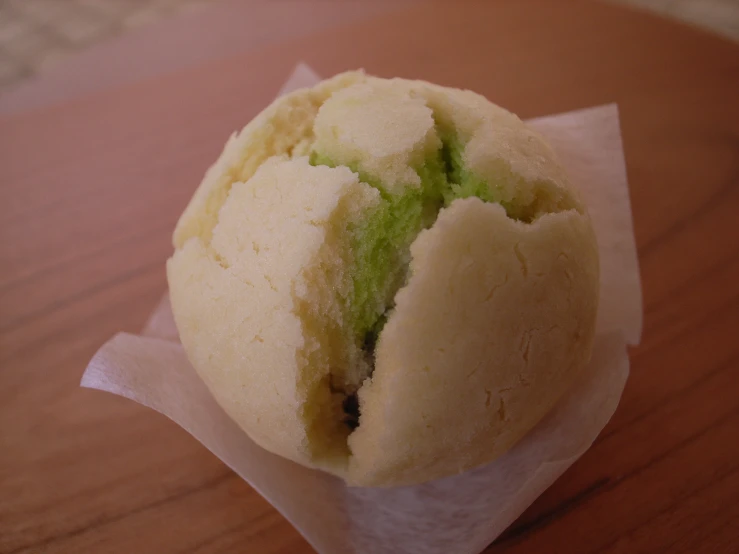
309,130,519,386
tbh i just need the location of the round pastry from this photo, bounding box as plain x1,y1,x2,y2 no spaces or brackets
167,71,599,487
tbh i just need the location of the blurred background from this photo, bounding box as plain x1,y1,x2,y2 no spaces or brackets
1,0,737,97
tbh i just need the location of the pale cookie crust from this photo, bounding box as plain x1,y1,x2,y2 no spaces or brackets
167,71,599,487
349,199,598,486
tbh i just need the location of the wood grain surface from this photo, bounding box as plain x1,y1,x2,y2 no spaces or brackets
1,1,738,553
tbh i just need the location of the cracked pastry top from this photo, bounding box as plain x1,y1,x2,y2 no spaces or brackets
167,71,600,487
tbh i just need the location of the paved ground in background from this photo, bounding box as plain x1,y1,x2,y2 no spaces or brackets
0,0,737,94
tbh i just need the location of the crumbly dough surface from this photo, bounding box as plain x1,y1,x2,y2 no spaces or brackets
167,71,599,487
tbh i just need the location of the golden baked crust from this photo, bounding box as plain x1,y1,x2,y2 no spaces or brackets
167,71,599,486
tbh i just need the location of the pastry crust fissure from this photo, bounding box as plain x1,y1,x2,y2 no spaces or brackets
306,116,584,458
289,171,379,465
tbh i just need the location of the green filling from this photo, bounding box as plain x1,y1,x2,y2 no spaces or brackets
440,135,495,204
309,132,514,366
438,134,540,221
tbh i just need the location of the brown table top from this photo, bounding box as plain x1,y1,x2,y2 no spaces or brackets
2,1,738,553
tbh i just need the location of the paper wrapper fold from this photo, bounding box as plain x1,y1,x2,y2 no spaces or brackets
82,64,642,554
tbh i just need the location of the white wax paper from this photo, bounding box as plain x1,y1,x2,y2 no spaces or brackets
82,63,642,554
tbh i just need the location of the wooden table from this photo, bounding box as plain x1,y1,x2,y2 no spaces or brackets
2,1,738,552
